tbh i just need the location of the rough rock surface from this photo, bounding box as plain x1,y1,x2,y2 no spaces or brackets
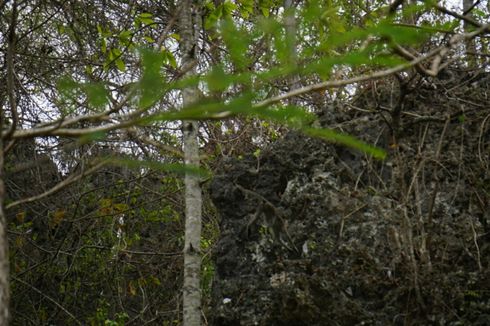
210,69,490,325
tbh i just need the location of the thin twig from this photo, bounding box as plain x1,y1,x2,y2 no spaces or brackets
70,245,182,257
470,219,483,271
5,20,489,140
212,31,484,118
338,204,367,240
11,275,82,325
6,160,108,209
462,0,481,16
155,8,180,49
126,128,183,158
433,3,481,28
477,113,490,168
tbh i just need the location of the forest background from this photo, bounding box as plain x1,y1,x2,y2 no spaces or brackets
0,0,489,325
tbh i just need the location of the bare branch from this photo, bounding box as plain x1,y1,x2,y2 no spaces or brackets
6,160,108,209
433,3,481,28
254,45,445,109
248,24,490,111
11,276,81,325
126,128,184,158
5,118,135,139
155,8,180,49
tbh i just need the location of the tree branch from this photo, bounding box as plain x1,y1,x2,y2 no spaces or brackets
6,160,108,209
433,3,481,28
213,23,490,116
126,128,184,158
11,276,81,325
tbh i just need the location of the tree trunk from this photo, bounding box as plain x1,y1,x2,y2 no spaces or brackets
0,2,17,323
463,0,476,66
0,149,9,325
179,1,202,325
284,0,300,100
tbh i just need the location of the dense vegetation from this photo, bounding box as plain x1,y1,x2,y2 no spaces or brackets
0,0,489,324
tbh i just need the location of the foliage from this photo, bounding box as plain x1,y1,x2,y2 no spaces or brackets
2,0,489,324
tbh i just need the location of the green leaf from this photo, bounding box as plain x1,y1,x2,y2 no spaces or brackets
79,130,107,144
143,36,155,43
375,21,428,45
220,19,250,69
205,9,221,30
57,76,79,98
138,13,155,26
108,48,115,61
321,6,346,34
303,57,335,79
101,38,107,54
57,24,66,34
112,47,122,58
138,47,166,108
473,8,486,18
259,0,275,17
96,24,112,38
261,6,269,17
370,54,405,67
238,0,254,18
140,17,154,25
83,83,109,109
114,158,211,178
258,16,282,35
162,49,177,68
170,33,180,41
115,58,126,72
113,203,129,212
302,127,386,159
222,1,238,15
144,91,248,123
206,65,231,92
56,76,81,114
252,105,316,128
325,26,370,48
119,29,132,41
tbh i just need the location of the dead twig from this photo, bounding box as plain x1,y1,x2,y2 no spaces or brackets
6,160,109,209
11,275,82,325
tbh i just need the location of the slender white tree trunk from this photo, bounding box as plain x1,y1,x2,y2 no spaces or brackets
179,1,202,325
284,0,300,99
463,0,476,66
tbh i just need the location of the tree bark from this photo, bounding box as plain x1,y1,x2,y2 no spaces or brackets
284,0,300,100
0,149,9,325
179,1,202,325
0,2,17,323
463,0,477,66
